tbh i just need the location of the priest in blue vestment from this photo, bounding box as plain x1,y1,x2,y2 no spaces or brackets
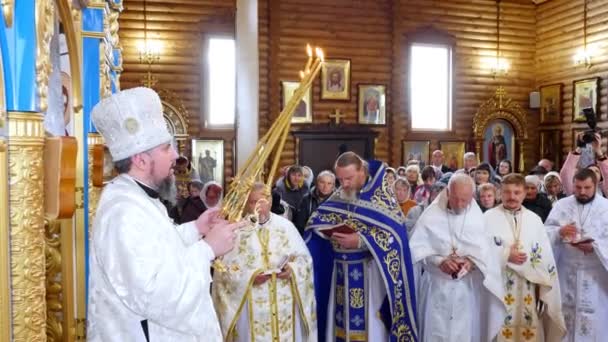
305,152,418,342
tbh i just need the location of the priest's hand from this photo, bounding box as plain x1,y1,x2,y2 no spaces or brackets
508,244,528,265
195,207,226,236
276,265,292,280
439,258,461,275
559,224,577,242
573,241,594,254
332,232,360,249
460,258,474,273
253,273,270,286
203,220,244,257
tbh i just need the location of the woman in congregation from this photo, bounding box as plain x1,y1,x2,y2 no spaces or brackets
495,159,512,180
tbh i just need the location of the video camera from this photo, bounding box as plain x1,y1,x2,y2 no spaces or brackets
581,108,599,145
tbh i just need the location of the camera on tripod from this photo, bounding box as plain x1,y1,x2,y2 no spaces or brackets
581,108,599,145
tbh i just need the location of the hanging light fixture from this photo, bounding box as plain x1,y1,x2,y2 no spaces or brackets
490,0,509,78
573,0,592,68
137,0,161,65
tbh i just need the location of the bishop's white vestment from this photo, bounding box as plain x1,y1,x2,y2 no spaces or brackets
410,191,506,342
545,195,608,342
87,174,222,341
485,206,565,342
212,213,317,342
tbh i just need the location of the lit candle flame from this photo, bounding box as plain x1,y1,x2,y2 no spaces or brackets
307,44,312,57
316,48,325,62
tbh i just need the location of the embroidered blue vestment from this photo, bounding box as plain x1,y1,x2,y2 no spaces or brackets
305,160,418,342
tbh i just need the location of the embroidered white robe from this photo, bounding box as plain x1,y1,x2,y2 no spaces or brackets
410,191,506,342
485,206,566,342
545,195,608,342
212,213,317,342
87,174,221,342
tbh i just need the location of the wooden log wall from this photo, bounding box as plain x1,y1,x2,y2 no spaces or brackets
258,0,394,170
118,0,236,186
536,0,608,163
395,0,536,169
259,0,538,171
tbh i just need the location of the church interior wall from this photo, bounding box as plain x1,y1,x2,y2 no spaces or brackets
258,0,538,171
118,0,237,183
116,0,608,177
535,0,608,162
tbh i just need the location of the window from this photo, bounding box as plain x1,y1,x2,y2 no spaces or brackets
409,43,452,131
206,37,235,127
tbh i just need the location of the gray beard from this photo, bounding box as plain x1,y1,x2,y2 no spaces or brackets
157,175,177,205
338,188,358,203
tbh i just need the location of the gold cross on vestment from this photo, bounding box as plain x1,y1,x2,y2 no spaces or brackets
329,109,345,125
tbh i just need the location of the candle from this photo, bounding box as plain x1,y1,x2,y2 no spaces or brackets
304,44,313,72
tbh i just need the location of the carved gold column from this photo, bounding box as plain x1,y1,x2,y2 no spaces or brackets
8,111,46,342
0,137,11,341
45,219,63,341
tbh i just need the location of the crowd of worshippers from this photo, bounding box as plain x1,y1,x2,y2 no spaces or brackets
152,134,608,342
88,88,608,341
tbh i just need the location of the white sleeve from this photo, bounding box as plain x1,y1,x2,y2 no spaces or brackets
174,221,201,246
544,201,564,261
95,205,217,335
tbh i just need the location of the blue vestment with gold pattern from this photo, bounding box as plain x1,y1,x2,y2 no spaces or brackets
305,160,418,342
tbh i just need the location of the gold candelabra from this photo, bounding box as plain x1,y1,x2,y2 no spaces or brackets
220,44,324,223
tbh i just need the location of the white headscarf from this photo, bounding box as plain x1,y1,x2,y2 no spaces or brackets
200,181,223,209
525,175,542,191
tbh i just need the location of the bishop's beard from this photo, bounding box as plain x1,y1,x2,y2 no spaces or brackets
157,174,177,206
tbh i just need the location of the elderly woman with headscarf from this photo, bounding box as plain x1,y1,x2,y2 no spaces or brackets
394,177,417,218
543,171,566,206
404,164,422,199
385,167,397,185
200,181,223,209
522,174,553,222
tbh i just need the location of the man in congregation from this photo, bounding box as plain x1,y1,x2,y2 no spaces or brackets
545,168,608,341
538,158,554,173
88,87,242,341
306,152,418,342
460,152,478,175
409,173,505,341
213,182,317,341
485,174,565,342
430,149,453,178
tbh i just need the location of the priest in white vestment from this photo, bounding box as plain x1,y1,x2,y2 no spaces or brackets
485,174,566,342
410,173,506,342
545,168,608,342
213,182,317,342
88,88,241,341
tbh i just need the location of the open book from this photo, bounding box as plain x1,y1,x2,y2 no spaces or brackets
317,223,356,238
570,237,595,245
261,255,292,276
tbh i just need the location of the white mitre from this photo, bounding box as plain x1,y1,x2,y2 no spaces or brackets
91,87,172,161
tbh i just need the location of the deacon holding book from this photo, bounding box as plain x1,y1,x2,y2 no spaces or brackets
485,174,565,342
545,168,608,341
409,173,505,342
212,182,317,342
305,152,418,342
